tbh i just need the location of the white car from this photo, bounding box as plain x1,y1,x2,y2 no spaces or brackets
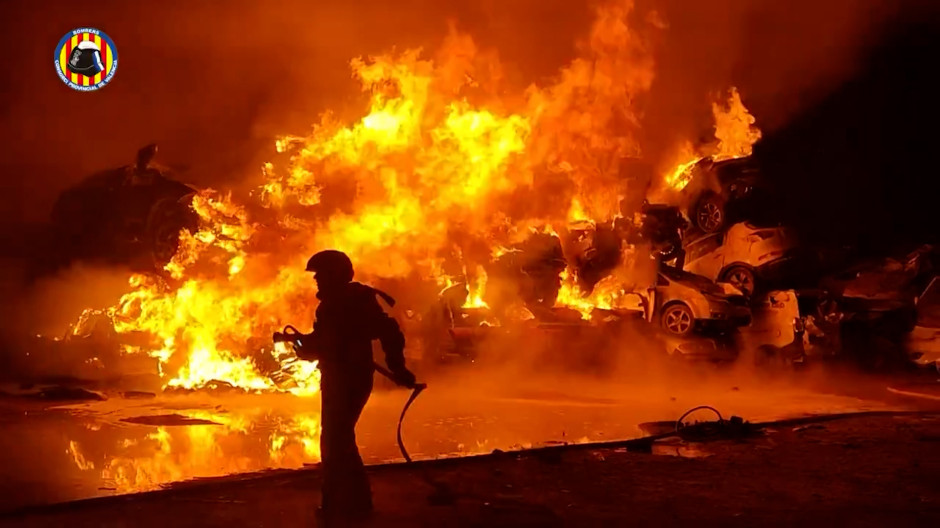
682,222,798,296
738,289,835,364
907,276,940,370
645,266,751,336
740,290,802,350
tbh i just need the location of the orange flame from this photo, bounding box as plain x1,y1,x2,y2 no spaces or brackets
712,87,761,161
71,2,759,397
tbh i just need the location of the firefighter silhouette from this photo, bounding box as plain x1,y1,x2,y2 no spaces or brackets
297,250,415,522
67,40,105,76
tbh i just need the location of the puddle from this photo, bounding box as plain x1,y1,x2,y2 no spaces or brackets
650,441,712,458
121,414,224,426
0,377,910,512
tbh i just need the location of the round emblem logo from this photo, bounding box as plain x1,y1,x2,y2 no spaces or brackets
55,28,118,91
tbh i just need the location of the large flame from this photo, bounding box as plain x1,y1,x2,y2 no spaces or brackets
712,87,762,161
74,0,761,395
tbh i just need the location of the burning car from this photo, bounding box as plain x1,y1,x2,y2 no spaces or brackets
681,156,763,234
564,220,628,291
560,221,751,337
564,203,689,292
3,310,161,388
44,144,199,273
682,222,799,297
490,232,568,311
425,297,739,367
420,257,750,365
636,202,689,262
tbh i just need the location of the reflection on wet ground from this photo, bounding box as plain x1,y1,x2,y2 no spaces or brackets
0,371,913,513
650,441,713,458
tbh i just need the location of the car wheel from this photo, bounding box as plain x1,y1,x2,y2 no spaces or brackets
694,192,725,233
151,222,182,267
661,303,695,336
722,265,756,297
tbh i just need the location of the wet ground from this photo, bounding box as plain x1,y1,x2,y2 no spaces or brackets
9,411,937,527
0,363,930,514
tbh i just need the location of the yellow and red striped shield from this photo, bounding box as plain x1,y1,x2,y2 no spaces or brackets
55,28,118,91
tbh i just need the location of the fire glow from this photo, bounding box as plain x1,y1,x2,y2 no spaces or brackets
73,0,760,396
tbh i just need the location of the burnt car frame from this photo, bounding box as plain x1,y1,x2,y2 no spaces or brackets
43,144,199,274
681,156,764,235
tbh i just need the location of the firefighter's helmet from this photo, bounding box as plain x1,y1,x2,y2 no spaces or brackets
67,40,105,76
305,250,354,284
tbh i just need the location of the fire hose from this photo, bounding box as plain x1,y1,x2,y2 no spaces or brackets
370,363,455,504
274,325,453,503
371,361,427,462
274,325,426,462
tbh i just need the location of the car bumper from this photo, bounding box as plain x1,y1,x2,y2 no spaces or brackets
705,303,752,328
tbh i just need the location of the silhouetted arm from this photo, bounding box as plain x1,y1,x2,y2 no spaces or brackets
366,295,414,386
376,311,407,373
295,306,334,361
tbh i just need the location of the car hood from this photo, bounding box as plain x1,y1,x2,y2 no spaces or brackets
661,268,728,298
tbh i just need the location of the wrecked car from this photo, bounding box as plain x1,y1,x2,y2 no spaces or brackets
565,204,687,292
2,310,161,388
681,156,764,234
554,221,751,338
906,276,940,370
422,295,738,367
819,244,935,313
43,144,199,274
487,232,568,312
740,289,842,366
420,260,750,365
650,265,751,336
814,246,936,368
565,220,625,292
504,226,751,338
636,202,689,263
682,222,799,297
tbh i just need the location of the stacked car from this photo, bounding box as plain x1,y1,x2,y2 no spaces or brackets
43,148,938,373
39,144,199,276
682,222,799,297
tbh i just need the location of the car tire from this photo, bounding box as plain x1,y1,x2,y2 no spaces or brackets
693,192,726,233
661,302,695,336
721,265,757,297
